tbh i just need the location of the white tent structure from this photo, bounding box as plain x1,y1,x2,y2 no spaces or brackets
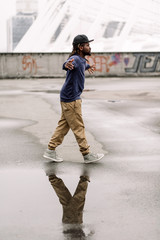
14,0,160,52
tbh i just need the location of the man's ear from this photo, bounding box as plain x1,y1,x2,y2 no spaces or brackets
78,44,84,51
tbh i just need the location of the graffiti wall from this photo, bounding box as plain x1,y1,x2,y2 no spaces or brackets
86,53,160,76
0,52,160,78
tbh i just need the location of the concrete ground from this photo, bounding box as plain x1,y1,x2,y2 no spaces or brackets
0,77,160,240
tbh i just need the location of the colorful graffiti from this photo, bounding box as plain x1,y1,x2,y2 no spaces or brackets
87,53,121,73
22,55,38,74
1,53,160,79
125,53,160,73
124,57,130,66
87,53,160,74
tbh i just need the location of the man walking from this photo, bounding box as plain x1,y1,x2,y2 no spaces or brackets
43,34,104,163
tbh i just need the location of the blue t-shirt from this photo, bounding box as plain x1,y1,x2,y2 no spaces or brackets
60,54,90,102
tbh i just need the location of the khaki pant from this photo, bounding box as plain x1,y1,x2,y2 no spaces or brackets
49,175,88,224
48,99,90,156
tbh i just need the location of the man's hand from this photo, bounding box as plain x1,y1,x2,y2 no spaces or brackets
88,64,95,74
65,59,74,70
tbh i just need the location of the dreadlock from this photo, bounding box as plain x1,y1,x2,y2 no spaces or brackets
69,43,84,58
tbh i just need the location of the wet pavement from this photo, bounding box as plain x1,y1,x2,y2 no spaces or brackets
0,77,160,240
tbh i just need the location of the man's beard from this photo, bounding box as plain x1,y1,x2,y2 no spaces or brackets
83,51,91,56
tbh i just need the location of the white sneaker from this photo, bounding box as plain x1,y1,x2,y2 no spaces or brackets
43,149,63,162
83,153,104,164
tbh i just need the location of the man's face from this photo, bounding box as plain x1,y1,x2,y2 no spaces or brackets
81,43,91,56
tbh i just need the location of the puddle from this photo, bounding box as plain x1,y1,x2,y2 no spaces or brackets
83,89,95,92
26,89,60,94
1,163,160,240
0,168,95,240
0,117,42,168
0,90,23,96
0,118,32,130
108,100,122,103
27,89,95,94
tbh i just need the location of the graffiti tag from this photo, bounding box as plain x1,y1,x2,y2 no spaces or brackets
87,54,121,73
125,53,160,73
22,55,38,74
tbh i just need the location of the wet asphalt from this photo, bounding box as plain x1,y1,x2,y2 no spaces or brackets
0,77,160,240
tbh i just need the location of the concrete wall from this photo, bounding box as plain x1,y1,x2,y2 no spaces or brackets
0,52,160,78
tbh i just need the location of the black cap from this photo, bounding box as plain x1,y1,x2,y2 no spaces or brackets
72,34,94,45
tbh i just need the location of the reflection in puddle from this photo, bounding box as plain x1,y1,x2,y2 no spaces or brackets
44,162,95,239
63,224,89,239
48,174,90,224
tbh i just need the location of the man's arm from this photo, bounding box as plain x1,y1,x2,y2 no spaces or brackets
87,64,95,74
62,58,75,71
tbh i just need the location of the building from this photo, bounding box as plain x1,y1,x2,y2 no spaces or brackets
14,0,160,52
7,0,38,51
